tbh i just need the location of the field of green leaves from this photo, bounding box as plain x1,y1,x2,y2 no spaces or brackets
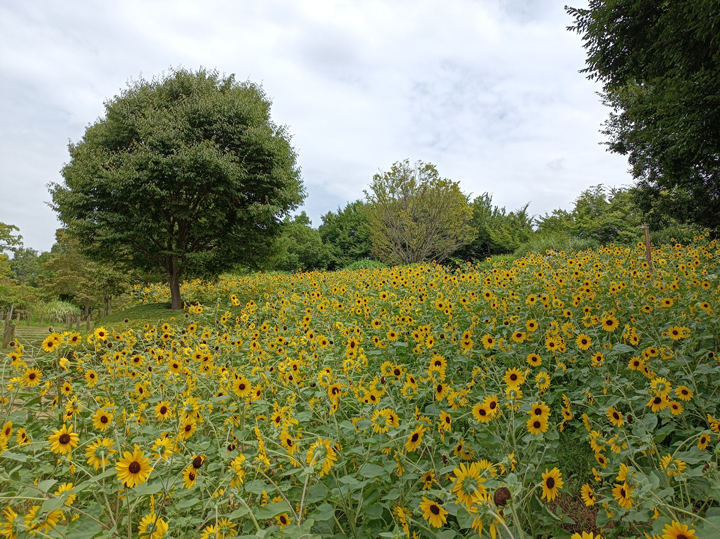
2,238,719,539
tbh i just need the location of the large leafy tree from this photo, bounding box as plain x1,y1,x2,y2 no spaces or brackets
319,200,372,269
51,68,305,308
365,160,475,265
566,1,720,233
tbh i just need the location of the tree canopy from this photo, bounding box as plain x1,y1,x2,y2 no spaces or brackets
365,160,475,265
50,68,305,308
319,200,372,269
566,0,720,233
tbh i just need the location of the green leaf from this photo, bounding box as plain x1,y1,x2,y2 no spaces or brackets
228,506,250,519
253,501,292,520
244,480,268,494
36,479,57,493
309,503,334,521
133,481,164,497
176,497,201,510
0,451,27,462
305,483,328,504
358,464,386,478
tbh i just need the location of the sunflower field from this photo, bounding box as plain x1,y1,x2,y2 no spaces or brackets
1,238,720,539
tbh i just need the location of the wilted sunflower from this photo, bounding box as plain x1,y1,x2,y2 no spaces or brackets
48,423,79,455
116,444,153,488
541,467,564,501
419,497,448,528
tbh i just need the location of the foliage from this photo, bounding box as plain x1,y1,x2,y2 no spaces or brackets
4,239,718,538
566,1,720,233
31,300,82,324
318,201,372,270
454,193,535,259
365,160,476,265
270,213,332,273
0,222,22,254
38,232,131,317
514,232,600,256
344,259,387,271
50,67,305,309
536,186,643,246
9,247,54,288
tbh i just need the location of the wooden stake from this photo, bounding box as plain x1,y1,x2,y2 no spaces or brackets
643,224,653,271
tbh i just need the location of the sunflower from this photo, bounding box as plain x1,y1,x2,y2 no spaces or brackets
54,482,76,506
67,332,82,345
419,497,448,528
480,334,495,350
177,417,197,440
451,462,487,508
306,437,337,476
527,416,548,435
580,484,595,506
535,371,551,390
526,353,542,367
154,401,172,421
674,385,693,401
661,520,696,539
438,411,452,432
48,423,79,455
275,513,292,530
116,444,153,488
698,433,711,450
405,425,427,452
576,334,592,350
41,333,62,353
541,467,564,502
504,368,525,387
94,327,109,341
85,437,116,469
612,481,633,510
595,452,608,468
0,507,19,539
434,382,448,401
138,513,168,539
600,314,619,332
24,367,42,386
152,437,174,461
472,403,492,423
279,430,298,455
24,505,63,534
92,408,113,431
528,402,551,421
606,407,624,427
182,465,198,488
85,369,97,389
421,470,435,490
647,395,669,412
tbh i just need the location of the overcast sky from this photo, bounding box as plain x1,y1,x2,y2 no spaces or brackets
0,0,632,253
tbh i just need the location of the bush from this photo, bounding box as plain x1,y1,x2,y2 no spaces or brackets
344,259,387,271
514,232,600,256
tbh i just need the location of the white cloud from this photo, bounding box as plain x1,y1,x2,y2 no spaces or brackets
0,0,628,252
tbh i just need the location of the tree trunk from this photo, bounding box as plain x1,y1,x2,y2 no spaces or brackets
84,298,90,318
169,257,183,309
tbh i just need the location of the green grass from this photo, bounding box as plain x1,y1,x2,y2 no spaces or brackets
95,302,175,329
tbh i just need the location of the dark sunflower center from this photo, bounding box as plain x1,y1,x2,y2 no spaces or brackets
287,439,293,446
160,406,168,415
613,412,620,420
533,421,541,429
193,456,204,468
489,401,497,410
29,373,36,380
59,433,71,444
100,415,109,423
430,505,440,515
437,385,443,393
546,477,555,489
653,397,662,405
411,433,419,442
510,374,518,381
534,409,542,415
189,472,196,481
185,424,192,432
129,462,141,474
479,408,487,416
